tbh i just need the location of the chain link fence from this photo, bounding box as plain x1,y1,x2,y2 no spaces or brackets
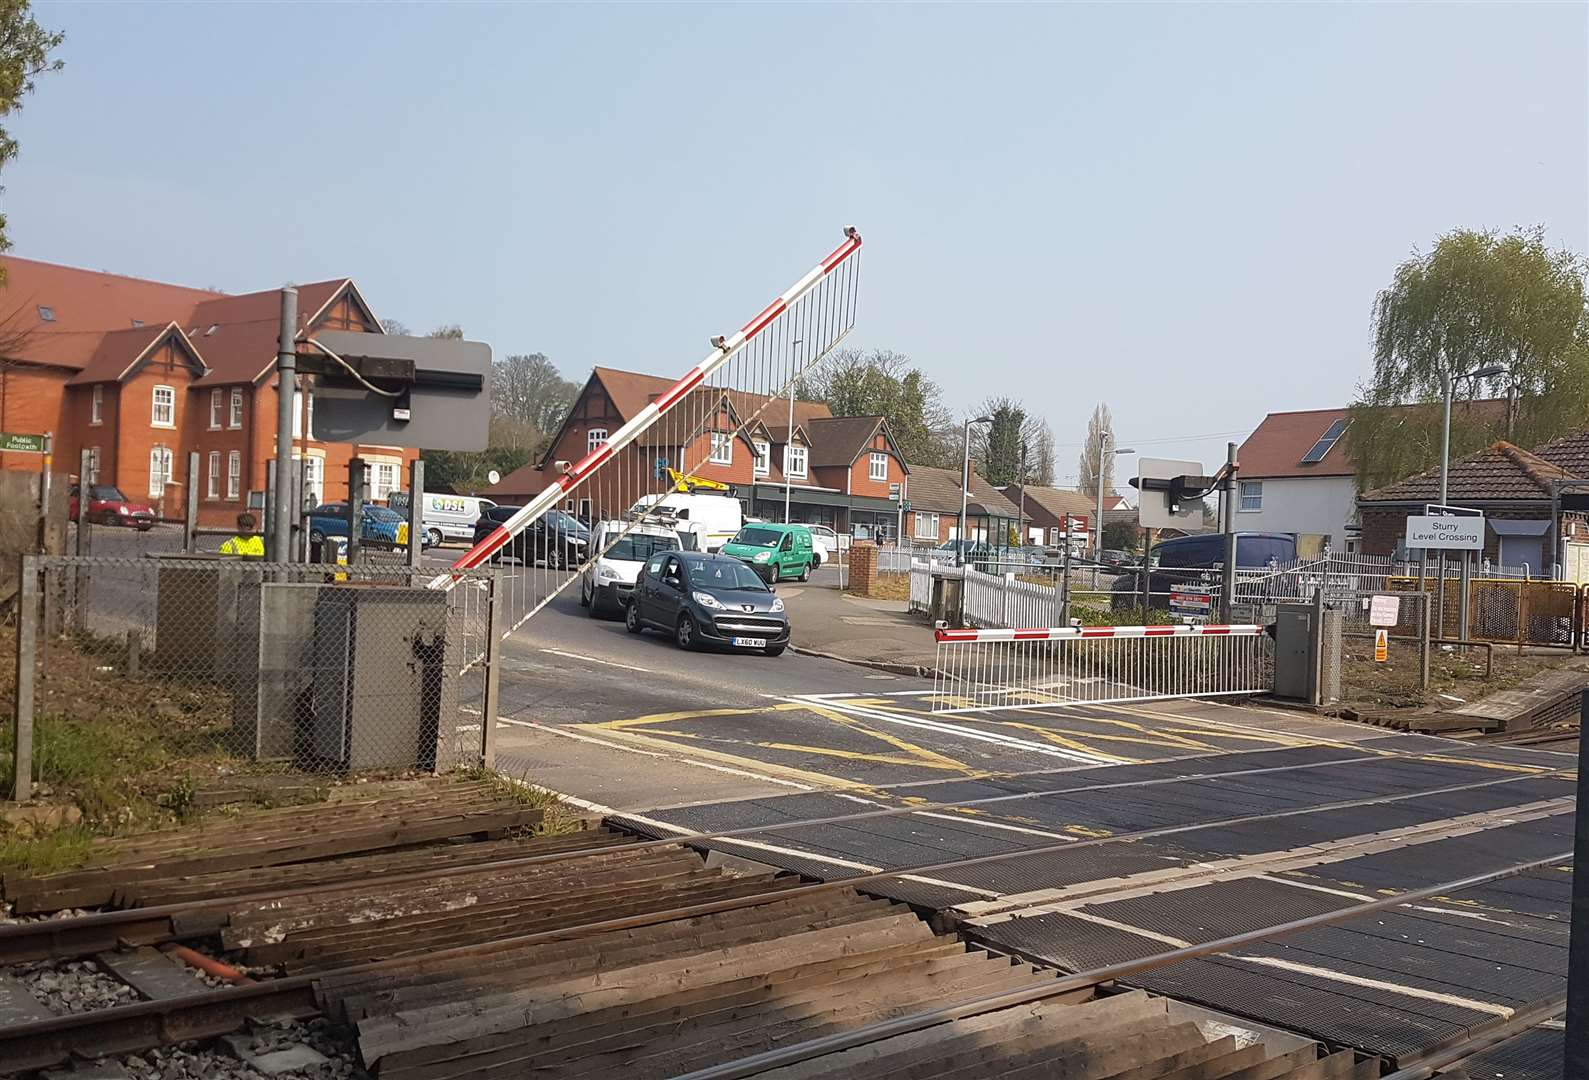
8,554,500,799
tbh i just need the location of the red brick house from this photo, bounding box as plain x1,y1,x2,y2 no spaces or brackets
1356,439,1589,576
0,256,417,525
486,366,912,539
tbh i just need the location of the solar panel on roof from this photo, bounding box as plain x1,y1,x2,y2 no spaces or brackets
1300,418,1350,464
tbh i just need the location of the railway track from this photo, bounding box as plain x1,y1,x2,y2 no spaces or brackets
0,757,1576,1078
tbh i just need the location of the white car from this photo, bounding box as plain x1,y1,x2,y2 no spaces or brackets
580,521,681,618
805,524,840,566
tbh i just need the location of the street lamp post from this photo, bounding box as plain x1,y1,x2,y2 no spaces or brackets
958,415,994,567
1440,363,1508,505
784,339,803,525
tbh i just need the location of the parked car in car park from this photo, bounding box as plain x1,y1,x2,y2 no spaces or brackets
627,551,789,655
804,524,840,565
1098,548,1136,570
581,521,680,617
69,484,156,530
721,523,817,583
472,504,589,568
307,502,415,550
1110,532,1298,610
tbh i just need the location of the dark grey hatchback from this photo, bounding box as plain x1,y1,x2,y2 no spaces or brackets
627,551,790,656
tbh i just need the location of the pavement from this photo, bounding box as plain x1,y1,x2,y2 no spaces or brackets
779,573,941,673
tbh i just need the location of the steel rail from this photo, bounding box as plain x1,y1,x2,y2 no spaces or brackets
1,834,1568,1075
0,797,1563,1073
668,850,1575,1080
1375,997,1565,1080
0,751,1568,966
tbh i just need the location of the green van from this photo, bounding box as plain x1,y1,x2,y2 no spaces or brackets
721,523,816,583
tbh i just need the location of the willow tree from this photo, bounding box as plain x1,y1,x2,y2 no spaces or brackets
1348,228,1588,492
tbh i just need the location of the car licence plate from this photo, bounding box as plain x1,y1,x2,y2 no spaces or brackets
731,637,763,648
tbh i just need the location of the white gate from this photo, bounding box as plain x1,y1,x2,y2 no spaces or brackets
434,228,863,639
932,623,1271,713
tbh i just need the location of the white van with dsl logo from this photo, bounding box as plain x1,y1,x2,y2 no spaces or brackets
417,494,495,547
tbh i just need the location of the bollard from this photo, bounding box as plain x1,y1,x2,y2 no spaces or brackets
126,629,142,679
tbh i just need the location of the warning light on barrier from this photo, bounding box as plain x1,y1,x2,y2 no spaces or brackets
1374,628,1389,663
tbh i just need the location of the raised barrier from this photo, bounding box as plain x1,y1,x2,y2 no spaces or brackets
931,623,1271,713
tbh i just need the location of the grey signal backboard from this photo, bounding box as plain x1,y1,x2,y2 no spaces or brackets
1136,457,1205,530
307,331,492,452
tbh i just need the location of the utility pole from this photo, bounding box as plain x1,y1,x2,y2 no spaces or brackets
1220,441,1238,623
957,416,993,566
273,286,298,561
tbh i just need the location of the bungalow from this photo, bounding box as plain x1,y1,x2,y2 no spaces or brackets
901,465,1028,548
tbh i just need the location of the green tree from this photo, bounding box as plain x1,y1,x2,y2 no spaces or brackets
1102,520,1139,552
978,397,1027,486
1349,227,1589,491
0,0,62,279
1077,403,1115,500
798,349,956,467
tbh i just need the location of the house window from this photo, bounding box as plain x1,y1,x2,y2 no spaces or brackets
227,451,241,500
1239,480,1263,512
754,440,770,476
86,447,100,484
90,385,103,425
207,452,220,499
785,445,807,478
302,455,323,505
209,389,222,429
293,390,303,438
869,452,888,481
587,427,608,453
914,511,940,538
365,461,399,501
151,385,175,428
710,432,732,465
148,446,173,498
229,388,244,429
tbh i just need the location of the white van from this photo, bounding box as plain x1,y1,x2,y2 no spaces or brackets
627,491,744,553
418,494,495,546
581,520,680,617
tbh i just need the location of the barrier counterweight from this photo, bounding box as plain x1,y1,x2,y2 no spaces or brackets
931,624,1272,713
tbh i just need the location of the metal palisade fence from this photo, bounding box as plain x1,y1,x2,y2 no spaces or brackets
8,554,503,799
437,228,863,640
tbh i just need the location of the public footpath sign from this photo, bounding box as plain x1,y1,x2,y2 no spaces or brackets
0,432,47,453
1405,514,1484,551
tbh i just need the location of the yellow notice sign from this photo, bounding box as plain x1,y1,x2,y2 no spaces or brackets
1374,628,1389,663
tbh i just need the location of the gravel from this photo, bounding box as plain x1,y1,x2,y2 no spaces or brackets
15,959,139,1014
114,1020,366,1080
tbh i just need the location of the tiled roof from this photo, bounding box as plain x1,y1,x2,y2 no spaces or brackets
1531,429,1589,480
1006,485,1095,524
0,256,355,385
805,415,888,469
64,324,177,385
1359,441,1575,504
590,367,832,432
907,465,1024,519
1239,400,1510,480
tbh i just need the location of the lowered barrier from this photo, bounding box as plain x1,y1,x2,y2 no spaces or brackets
931,623,1271,713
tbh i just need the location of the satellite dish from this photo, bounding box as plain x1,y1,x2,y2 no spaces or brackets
487,469,501,486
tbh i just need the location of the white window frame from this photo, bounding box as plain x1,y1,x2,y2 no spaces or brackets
90,385,103,426
148,446,172,498
914,511,939,538
207,451,220,499
753,440,770,476
227,451,241,500
709,432,733,465
292,389,303,439
229,388,244,429
785,444,807,479
86,446,100,484
209,388,222,430
364,460,400,502
1238,480,1263,513
151,385,175,429
296,454,324,505
587,427,608,453
869,451,888,482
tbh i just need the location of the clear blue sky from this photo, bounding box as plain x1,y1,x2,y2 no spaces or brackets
11,2,1586,486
